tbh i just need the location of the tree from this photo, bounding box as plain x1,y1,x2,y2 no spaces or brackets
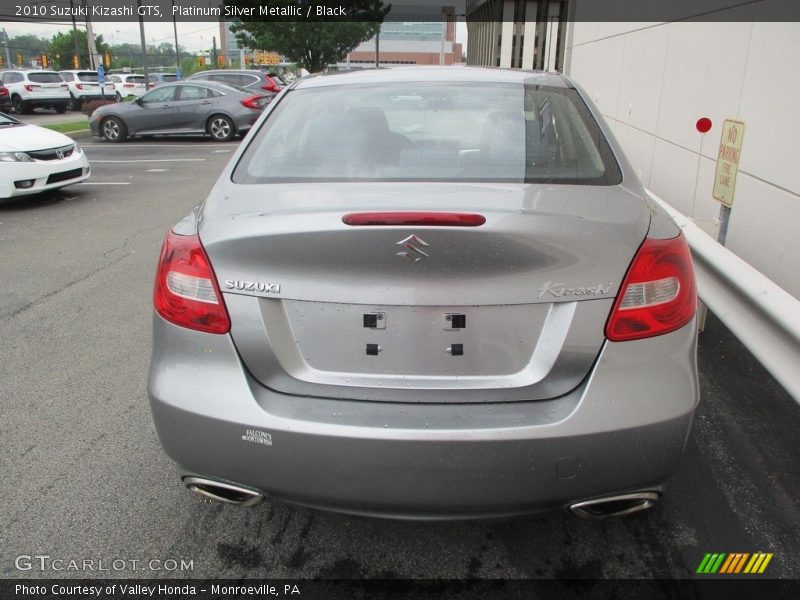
49,30,110,70
228,0,390,73
7,34,50,66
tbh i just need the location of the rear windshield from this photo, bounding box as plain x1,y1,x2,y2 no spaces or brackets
126,76,145,83
149,74,177,82
77,72,99,82
28,72,63,84
233,82,622,185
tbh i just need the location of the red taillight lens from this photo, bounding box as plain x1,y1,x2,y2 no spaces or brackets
605,234,696,342
75,83,83,90
343,212,486,227
124,83,135,88
240,95,262,110
24,84,34,92
153,231,230,334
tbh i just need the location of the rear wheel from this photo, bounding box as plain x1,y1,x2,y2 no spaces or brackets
55,103,68,114
102,116,127,143
208,114,235,142
69,93,81,111
12,95,28,115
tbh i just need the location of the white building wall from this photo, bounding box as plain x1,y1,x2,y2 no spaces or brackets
565,14,800,299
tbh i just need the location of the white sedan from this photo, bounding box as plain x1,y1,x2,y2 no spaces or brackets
0,113,90,200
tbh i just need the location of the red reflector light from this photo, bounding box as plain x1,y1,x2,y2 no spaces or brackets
153,231,230,335
240,95,262,110
605,234,697,342
124,83,135,88
342,212,486,227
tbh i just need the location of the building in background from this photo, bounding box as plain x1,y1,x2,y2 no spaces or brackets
466,0,567,69
341,16,463,69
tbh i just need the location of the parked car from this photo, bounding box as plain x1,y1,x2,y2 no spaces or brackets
89,80,266,142
148,67,700,519
0,69,70,114
0,112,90,200
58,70,116,110
0,85,10,113
186,69,285,101
147,72,179,87
107,74,147,100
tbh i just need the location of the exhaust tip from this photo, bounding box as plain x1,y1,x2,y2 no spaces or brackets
183,476,265,507
569,492,659,519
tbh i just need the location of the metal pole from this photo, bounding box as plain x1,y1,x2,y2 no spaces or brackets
172,0,180,76
374,0,379,67
137,0,150,90
69,0,80,68
0,29,11,68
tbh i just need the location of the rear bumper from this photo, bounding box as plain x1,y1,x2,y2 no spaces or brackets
148,314,699,519
22,96,70,106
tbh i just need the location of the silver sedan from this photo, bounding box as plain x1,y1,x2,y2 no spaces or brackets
89,80,268,142
148,67,700,519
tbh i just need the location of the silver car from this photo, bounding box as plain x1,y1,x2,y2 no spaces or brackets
89,81,265,142
148,67,699,519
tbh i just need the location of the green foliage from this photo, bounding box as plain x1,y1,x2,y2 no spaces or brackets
6,34,50,66
49,30,110,70
227,0,390,72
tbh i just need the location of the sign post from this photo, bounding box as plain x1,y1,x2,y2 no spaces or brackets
713,119,745,245
97,65,105,99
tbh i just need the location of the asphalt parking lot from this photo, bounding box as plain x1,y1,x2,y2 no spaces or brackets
1,136,798,580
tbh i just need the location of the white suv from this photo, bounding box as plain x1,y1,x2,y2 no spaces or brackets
58,70,115,111
0,70,70,114
107,74,147,100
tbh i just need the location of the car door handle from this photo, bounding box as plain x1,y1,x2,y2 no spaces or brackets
161,105,174,109
201,100,212,105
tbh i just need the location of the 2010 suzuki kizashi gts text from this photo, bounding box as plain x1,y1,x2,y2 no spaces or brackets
148,67,699,520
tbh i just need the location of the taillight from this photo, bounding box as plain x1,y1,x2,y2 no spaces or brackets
124,83,135,88
75,83,83,90
24,84,34,92
153,231,230,334
240,95,262,110
605,234,696,342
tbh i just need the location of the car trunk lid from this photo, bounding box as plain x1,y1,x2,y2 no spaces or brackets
199,182,650,402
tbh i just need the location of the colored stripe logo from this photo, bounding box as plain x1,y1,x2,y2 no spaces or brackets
696,553,773,574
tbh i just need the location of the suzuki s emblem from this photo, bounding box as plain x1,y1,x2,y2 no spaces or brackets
396,234,430,263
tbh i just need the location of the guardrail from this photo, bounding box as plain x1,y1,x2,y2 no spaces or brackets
647,191,800,403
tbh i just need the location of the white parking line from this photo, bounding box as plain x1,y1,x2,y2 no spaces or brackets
146,169,170,172
90,159,207,163
212,149,232,153
80,144,233,148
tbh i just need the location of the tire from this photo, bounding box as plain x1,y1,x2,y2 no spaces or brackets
12,95,28,115
115,92,122,102
55,103,68,114
101,116,127,143
69,93,81,111
207,114,236,142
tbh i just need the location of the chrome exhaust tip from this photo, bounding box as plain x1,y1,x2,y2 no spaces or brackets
569,492,659,519
183,476,265,507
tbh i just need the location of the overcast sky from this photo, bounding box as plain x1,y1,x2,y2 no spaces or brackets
2,20,468,54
